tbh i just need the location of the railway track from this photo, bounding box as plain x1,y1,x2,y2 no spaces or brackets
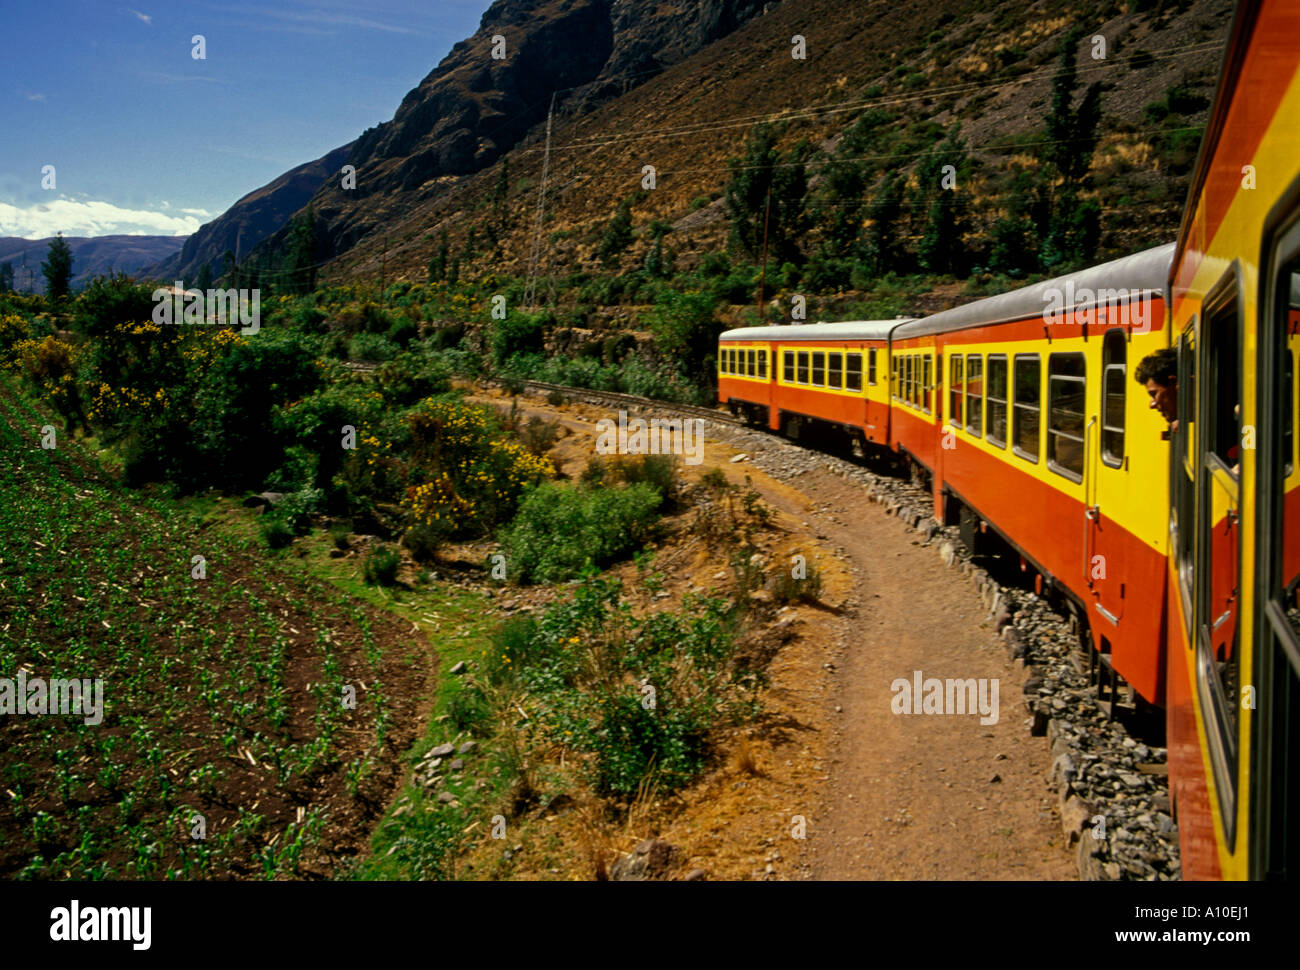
487,377,746,427
344,361,743,427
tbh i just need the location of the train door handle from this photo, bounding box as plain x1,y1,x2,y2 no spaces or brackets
1086,505,1100,521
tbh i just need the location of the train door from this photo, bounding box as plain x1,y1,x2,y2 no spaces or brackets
1086,330,1130,626
1195,272,1244,847
1257,216,1300,879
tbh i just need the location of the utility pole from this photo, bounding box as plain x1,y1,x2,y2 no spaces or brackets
757,184,772,323
524,92,557,311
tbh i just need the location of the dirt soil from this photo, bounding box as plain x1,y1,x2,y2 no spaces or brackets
467,386,1075,880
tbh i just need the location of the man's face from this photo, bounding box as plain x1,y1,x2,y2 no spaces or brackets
1145,377,1177,423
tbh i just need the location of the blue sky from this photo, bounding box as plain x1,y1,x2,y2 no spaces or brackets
0,1,489,238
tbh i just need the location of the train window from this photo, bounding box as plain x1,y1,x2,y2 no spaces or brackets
892,354,899,398
783,351,794,383
812,351,826,387
966,355,983,436
797,351,810,385
1047,353,1086,481
950,356,964,429
923,355,932,413
987,355,1008,448
721,348,728,374
910,355,918,406
759,349,767,379
1012,354,1041,462
1273,256,1300,640
867,349,877,385
846,353,862,392
1101,331,1125,467
1207,301,1242,474
828,353,843,389
745,349,754,376
1197,278,1243,836
1286,347,1294,477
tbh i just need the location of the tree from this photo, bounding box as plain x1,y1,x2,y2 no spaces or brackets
194,262,213,293
644,220,672,277
0,261,13,293
428,230,450,282
598,198,635,268
724,124,809,267
862,173,906,277
1039,28,1103,269
916,130,968,275
286,206,318,294
42,232,74,299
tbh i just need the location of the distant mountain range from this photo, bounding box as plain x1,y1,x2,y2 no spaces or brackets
0,235,186,293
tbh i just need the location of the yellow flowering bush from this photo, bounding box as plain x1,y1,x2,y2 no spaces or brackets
401,398,554,534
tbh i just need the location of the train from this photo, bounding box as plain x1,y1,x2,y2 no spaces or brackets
717,0,1298,880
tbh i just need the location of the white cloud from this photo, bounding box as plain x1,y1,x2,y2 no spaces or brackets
27,93,46,102
0,197,199,238
129,9,152,25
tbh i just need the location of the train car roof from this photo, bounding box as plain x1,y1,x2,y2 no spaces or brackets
718,319,911,342
892,242,1175,340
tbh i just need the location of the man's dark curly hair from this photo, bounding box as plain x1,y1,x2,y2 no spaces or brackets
1134,347,1178,387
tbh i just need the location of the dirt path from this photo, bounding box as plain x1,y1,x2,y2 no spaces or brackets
469,386,1074,879
760,469,1075,879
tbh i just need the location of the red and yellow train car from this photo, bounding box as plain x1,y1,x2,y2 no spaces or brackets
892,245,1175,707
718,321,900,445
1163,0,1300,880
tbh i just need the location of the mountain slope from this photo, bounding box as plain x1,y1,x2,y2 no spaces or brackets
176,0,1234,292
152,141,355,283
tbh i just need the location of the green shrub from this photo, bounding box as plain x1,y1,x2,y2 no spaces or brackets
260,516,294,550
489,310,551,364
349,333,397,363
363,545,401,586
499,482,663,584
447,685,490,735
401,522,451,563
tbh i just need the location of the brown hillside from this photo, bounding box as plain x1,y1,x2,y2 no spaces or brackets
258,0,1234,296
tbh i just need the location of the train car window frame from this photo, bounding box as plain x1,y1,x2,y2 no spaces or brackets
949,355,963,430
783,350,795,384
812,351,826,387
1046,352,1086,483
892,354,900,400
922,355,932,414
1195,266,1244,848
746,348,756,377
828,352,843,390
1101,330,1126,468
721,348,729,374
867,348,877,386
846,352,863,392
1259,203,1300,880
965,354,983,436
1012,353,1041,463
797,350,810,385
986,354,1008,448
758,348,768,380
